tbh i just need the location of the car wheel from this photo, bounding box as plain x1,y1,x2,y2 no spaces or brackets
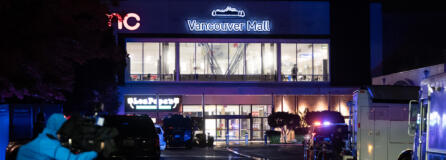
398,150,412,160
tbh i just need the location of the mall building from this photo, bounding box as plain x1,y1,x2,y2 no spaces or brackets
111,0,377,141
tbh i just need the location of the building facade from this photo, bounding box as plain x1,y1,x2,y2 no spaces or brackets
111,0,374,141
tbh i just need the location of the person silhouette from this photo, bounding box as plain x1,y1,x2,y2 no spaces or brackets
291,64,298,81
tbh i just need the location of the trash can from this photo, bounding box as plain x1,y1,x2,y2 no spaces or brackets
265,130,281,144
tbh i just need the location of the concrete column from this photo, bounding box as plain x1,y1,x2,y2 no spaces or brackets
277,43,281,82
175,42,180,81
202,93,205,133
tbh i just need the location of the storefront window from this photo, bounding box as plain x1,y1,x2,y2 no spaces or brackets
192,104,272,141
216,105,224,115
241,119,250,140
241,105,251,115
252,105,271,117
252,118,262,139
263,118,270,131
228,119,239,140
180,42,277,81
182,105,202,117
217,105,239,115
280,43,329,82
205,105,216,116
127,42,175,81
216,119,226,140
205,119,216,139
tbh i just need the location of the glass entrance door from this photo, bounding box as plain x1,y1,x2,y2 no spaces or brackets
205,119,216,139
216,119,226,140
206,118,250,141
241,119,250,140
228,119,240,140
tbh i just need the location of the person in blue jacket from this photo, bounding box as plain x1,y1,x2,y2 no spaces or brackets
17,113,98,160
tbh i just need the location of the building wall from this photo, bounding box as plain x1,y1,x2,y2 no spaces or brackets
113,0,374,86
111,0,330,35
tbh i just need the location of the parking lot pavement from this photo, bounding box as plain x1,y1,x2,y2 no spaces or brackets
160,147,251,160
226,144,304,160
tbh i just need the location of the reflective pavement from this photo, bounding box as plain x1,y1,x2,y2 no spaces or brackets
160,147,251,160
160,144,303,160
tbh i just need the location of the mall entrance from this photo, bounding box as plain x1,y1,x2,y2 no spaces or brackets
204,115,270,141
180,96,274,141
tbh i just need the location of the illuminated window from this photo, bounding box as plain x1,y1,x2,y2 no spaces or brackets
179,42,277,81
182,105,203,117
281,43,329,82
205,105,216,116
216,105,239,115
241,105,251,115
252,105,271,117
252,118,262,139
313,44,329,81
127,43,143,75
127,42,175,81
246,43,261,75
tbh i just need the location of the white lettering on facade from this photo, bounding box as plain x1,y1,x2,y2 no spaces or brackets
187,20,269,32
127,97,180,110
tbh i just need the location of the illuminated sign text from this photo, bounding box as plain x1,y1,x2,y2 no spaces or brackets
126,96,180,110
186,6,271,33
106,13,140,31
187,20,270,32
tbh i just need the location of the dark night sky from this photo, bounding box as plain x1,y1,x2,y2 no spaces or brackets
380,1,446,75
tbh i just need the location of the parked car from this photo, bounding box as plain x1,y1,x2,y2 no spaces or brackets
154,124,166,150
162,115,193,148
164,129,192,148
105,115,160,159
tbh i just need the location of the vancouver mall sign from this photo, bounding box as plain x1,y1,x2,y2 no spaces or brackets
187,6,271,32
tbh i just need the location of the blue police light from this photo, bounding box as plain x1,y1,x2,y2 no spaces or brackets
184,131,191,141
323,121,331,126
